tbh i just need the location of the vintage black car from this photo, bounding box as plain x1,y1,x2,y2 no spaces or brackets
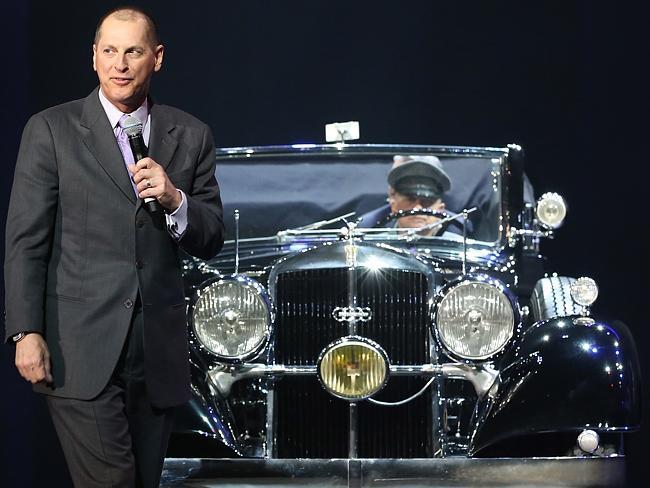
163,143,641,487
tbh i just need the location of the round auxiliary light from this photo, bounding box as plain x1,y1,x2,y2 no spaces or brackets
318,337,389,401
570,277,599,307
536,192,567,229
192,276,270,360
436,279,516,360
577,429,600,454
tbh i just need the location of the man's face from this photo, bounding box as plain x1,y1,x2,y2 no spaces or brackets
389,190,445,235
93,14,163,113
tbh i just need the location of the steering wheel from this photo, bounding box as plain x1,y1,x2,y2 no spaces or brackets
382,208,454,235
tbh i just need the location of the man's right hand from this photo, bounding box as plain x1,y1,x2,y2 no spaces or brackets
15,333,53,384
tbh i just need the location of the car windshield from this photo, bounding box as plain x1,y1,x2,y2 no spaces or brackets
216,146,504,247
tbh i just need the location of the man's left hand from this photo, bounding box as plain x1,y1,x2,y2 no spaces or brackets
128,158,182,211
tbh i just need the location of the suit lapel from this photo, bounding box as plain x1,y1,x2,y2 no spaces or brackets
80,88,137,204
148,103,179,171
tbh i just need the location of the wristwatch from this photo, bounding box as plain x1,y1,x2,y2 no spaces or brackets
12,332,28,343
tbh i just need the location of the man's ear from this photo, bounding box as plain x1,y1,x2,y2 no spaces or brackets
92,44,97,72
388,194,398,212
154,44,164,72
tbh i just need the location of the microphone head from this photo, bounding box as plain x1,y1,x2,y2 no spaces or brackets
121,115,143,137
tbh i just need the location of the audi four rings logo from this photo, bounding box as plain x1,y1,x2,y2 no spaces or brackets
332,307,372,322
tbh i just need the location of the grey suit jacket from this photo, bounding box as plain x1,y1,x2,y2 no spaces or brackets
4,87,224,408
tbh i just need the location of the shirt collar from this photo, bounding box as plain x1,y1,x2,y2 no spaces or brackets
98,88,149,130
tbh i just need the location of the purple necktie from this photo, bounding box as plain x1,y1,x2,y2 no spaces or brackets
116,114,138,195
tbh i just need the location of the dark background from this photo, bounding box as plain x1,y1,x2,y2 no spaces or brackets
1,1,647,486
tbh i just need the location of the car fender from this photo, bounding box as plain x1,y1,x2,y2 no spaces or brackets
469,316,641,455
172,351,241,456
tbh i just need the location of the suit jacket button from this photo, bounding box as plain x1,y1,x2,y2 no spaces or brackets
136,260,144,269
136,219,145,228
123,298,134,309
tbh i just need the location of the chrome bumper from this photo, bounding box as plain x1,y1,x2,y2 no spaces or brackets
208,362,499,398
161,457,627,487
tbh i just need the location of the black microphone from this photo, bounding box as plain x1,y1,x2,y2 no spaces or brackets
122,115,163,214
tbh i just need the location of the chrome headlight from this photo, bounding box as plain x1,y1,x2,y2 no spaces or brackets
536,192,567,229
436,277,517,360
191,275,271,360
318,336,389,401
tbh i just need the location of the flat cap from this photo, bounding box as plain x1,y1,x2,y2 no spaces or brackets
387,155,451,199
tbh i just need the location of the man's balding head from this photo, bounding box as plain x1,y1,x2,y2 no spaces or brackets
94,6,159,48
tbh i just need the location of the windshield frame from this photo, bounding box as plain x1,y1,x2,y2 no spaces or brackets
215,144,512,253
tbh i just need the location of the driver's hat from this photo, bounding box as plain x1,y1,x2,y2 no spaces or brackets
388,155,451,199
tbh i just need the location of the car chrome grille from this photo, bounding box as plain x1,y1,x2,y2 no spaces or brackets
273,267,432,458
276,376,432,458
274,268,430,365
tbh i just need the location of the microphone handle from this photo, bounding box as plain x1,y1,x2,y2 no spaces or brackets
128,134,163,214
129,134,147,161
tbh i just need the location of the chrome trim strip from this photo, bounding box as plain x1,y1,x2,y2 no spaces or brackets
344,235,360,457
215,143,510,159
265,387,275,458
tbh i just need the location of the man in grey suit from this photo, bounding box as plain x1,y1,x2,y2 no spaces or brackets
4,7,224,487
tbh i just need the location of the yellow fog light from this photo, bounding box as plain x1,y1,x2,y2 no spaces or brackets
317,337,389,401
